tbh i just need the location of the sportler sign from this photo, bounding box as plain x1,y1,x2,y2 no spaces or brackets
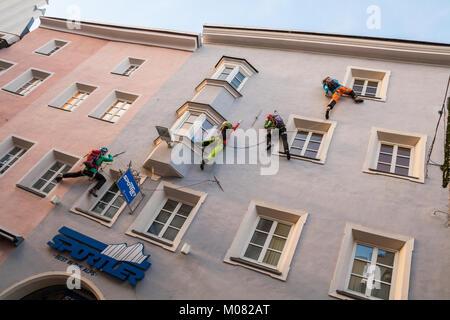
48,226,151,285
117,169,140,204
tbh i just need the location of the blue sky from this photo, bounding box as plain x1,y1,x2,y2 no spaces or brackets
44,0,450,44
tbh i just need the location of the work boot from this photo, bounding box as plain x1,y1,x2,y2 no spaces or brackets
325,107,331,120
267,144,272,151
286,151,291,160
89,188,98,197
353,97,364,104
200,160,205,171
55,174,63,183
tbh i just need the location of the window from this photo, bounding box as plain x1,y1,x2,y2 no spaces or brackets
346,244,395,300
0,60,15,75
212,56,258,92
243,217,292,268
35,39,68,56
89,90,139,123
48,83,97,111
174,112,215,142
343,66,391,101
126,181,207,252
111,57,145,77
281,114,337,164
0,136,34,177
2,69,52,96
101,99,132,123
376,144,411,176
363,127,427,183
224,200,308,281
31,161,71,194
16,149,80,198
146,199,194,242
329,223,414,300
90,183,125,219
352,79,379,98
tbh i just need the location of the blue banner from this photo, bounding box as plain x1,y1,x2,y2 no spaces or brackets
117,169,140,204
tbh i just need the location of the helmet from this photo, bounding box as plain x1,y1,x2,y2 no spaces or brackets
267,114,273,120
322,76,331,84
101,147,108,153
221,121,232,130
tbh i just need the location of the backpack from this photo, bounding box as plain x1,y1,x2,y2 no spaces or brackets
84,150,102,170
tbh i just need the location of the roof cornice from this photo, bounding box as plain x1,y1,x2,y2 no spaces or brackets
39,16,200,52
203,24,450,67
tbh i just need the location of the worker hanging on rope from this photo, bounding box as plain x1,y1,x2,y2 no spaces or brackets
200,121,241,170
55,147,114,197
265,112,290,160
322,76,363,119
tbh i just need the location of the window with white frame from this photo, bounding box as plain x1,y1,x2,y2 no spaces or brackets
35,40,68,56
89,90,139,123
101,99,132,123
0,136,34,177
343,66,391,101
224,200,308,281
347,243,395,300
111,57,145,77
49,83,97,112
0,60,15,75
243,217,292,268
282,114,337,164
62,91,90,111
363,127,427,183
146,199,194,242
0,146,27,176
2,69,52,96
175,113,215,142
212,56,258,92
376,143,412,177
32,161,72,194
90,183,125,219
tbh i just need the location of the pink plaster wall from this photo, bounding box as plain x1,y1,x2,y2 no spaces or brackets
0,28,192,262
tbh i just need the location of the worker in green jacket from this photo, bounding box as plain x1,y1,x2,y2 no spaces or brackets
265,112,290,160
56,147,113,197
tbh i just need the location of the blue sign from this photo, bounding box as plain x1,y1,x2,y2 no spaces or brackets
48,226,151,286
117,169,140,204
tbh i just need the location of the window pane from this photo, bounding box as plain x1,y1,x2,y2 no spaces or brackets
290,148,302,157
217,73,228,80
0,154,12,164
9,147,21,155
292,139,305,149
112,196,125,207
304,150,317,158
104,207,118,218
110,184,119,193
396,156,410,167
162,227,179,241
365,87,377,96
367,81,378,88
395,166,409,176
235,72,245,81
244,244,262,261
50,162,64,171
148,222,163,236
155,210,171,223
296,131,308,140
397,147,410,157
262,250,281,266
250,231,268,246
163,199,178,212
355,245,373,261
377,163,391,172
377,265,393,284
380,144,393,154
170,215,186,229
43,183,56,194
354,79,365,86
310,133,323,142
274,223,291,237
178,204,193,217
101,191,115,204
371,282,390,300
268,236,286,252
351,259,369,277
307,141,321,151
348,275,367,294
61,165,71,174
353,85,363,94
378,153,392,164
256,218,273,232
377,250,395,266
230,79,240,89
32,179,46,190
202,120,214,131
92,202,106,214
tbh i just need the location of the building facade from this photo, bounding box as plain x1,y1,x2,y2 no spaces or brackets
0,17,199,264
0,24,449,300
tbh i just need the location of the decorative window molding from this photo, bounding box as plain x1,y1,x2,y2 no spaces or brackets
329,223,414,300
363,127,427,183
0,59,16,76
278,114,337,164
35,39,69,56
2,68,53,97
111,57,146,77
126,181,207,252
16,149,81,198
224,200,308,281
48,82,97,111
88,90,139,123
343,66,391,102
70,170,146,227
0,135,35,177
211,56,258,92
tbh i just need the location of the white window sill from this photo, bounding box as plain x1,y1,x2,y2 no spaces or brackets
364,168,423,183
